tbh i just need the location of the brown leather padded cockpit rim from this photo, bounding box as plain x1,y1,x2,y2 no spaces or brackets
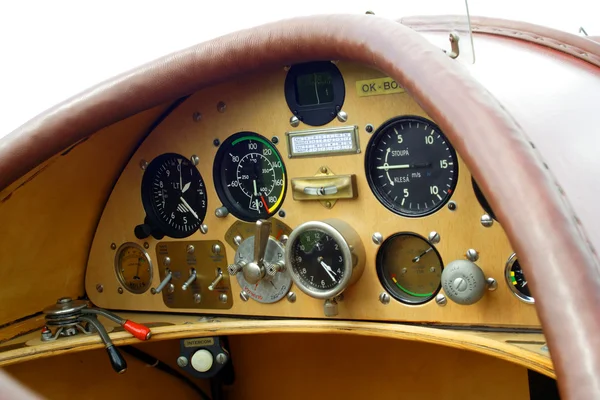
1,14,599,399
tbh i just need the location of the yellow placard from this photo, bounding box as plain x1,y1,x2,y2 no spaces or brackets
356,77,405,97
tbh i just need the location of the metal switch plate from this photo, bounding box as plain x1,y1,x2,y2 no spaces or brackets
155,240,233,309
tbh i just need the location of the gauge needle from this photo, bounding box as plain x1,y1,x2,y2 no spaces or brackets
182,181,191,193
260,195,269,210
412,247,433,263
320,260,337,282
377,163,432,170
180,197,199,219
522,280,528,287
253,180,258,196
178,158,183,191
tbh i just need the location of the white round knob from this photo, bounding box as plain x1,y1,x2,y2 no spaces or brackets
190,349,213,372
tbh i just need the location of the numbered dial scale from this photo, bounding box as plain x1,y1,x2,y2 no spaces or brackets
115,243,153,294
376,233,443,304
286,220,364,299
141,153,208,238
213,132,287,222
365,116,458,217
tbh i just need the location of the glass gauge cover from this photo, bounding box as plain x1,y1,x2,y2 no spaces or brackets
213,132,287,222
115,243,153,294
376,233,443,304
141,153,208,238
286,220,359,299
505,254,534,304
365,116,458,217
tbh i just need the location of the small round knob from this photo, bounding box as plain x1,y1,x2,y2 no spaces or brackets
441,260,487,305
227,260,246,276
134,224,152,239
191,349,213,373
266,261,285,277
243,262,264,284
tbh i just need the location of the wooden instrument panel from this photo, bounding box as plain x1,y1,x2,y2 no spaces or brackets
85,62,540,327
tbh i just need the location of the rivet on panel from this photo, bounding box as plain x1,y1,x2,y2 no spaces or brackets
217,101,226,113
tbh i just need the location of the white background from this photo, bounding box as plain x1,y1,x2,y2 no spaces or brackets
0,0,597,137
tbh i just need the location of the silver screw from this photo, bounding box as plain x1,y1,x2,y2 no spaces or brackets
191,155,199,165
215,206,229,218
233,235,243,246
287,291,296,303
192,112,202,122
194,293,202,304
486,277,498,291
177,356,189,367
480,214,494,227
372,232,383,245
139,159,148,170
187,244,195,254
290,116,300,127
144,242,149,249
379,292,390,305
240,291,250,302
219,293,228,303
430,267,436,273
337,110,348,122
435,293,447,306
428,231,440,244
96,284,104,293
212,244,221,254
200,224,208,234
110,243,117,250
167,283,175,294
164,256,171,266
117,287,123,294
466,249,479,262
279,235,289,245
216,353,228,365
448,201,457,211
217,101,226,113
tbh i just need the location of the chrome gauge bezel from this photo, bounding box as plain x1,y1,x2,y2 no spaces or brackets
286,220,354,299
504,253,534,304
114,242,153,294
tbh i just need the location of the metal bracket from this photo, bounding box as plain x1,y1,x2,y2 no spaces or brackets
444,32,460,59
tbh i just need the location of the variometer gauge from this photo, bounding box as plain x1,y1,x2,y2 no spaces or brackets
213,132,287,222
505,253,534,304
115,243,153,294
376,233,443,304
286,219,364,299
365,116,458,217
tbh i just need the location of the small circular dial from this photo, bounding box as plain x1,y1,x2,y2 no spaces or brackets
376,233,443,304
141,153,208,238
286,220,363,299
214,132,287,222
115,243,153,294
505,254,534,304
291,230,345,291
365,116,458,217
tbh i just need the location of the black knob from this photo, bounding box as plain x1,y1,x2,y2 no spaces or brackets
134,224,152,239
106,345,127,374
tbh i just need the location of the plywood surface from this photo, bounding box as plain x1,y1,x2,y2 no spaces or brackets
1,325,532,400
0,104,171,327
0,313,553,378
86,62,539,327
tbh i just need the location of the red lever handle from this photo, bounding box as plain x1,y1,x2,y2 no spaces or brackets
122,320,152,340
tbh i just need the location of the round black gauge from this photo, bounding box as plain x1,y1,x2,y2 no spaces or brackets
290,229,346,291
213,132,287,222
141,153,207,238
472,178,496,220
365,116,458,217
376,233,443,304
284,61,345,126
505,254,534,304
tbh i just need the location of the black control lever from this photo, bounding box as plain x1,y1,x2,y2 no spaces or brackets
79,315,127,374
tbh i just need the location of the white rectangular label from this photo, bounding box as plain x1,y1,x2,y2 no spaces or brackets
291,131,354,155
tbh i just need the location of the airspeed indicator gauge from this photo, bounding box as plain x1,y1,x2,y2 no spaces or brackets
365,116,458,217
